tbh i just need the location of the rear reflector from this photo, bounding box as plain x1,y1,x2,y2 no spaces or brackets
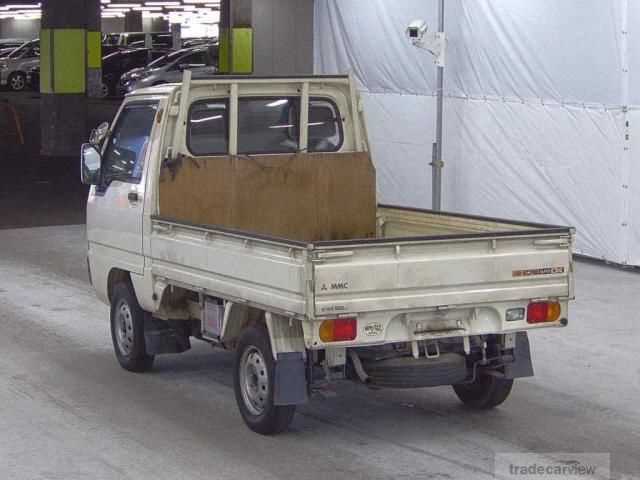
527,301,561,324
319,318,357,342
506,307,526,322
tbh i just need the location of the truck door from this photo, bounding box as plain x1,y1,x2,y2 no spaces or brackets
87,100,159,274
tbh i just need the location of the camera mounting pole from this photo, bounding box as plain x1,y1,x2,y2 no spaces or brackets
408,3,446,211
433,0,445,211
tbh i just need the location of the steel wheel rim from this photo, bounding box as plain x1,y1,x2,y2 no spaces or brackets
115,300,135,356
239,346,269,416
11,75,24,90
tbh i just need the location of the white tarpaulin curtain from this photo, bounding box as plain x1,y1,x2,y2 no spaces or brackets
314,0,640,265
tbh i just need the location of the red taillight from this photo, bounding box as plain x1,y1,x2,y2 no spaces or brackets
527,301,561,324
334,318,357,341
319,318,357,342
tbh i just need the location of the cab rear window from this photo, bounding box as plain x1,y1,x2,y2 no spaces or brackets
187,96,343,156
188,100,229,156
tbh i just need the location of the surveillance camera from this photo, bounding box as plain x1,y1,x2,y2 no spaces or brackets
407,18,446,67
407,19,428,42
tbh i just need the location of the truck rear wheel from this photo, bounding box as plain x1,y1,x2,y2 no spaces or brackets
110,282,155,372
452,375,513,409
233,325,296,435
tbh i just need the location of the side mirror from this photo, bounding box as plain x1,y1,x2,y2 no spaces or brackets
89,121,109,146
81,143,102,185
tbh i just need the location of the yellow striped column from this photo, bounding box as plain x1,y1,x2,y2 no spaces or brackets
219,0,254,74
40,0,101,156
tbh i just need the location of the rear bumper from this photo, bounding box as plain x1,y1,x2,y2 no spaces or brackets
306,299,568,349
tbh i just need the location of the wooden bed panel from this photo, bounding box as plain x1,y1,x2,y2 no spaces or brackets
159,152,377,242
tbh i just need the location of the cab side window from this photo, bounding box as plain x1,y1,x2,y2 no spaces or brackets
308,99,343,152
101,102,158,186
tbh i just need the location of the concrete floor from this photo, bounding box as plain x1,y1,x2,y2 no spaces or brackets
0,225,638,479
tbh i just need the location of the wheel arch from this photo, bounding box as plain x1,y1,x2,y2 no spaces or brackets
107,268,132,304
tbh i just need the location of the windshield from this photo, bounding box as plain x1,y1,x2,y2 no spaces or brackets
8,41,38,59
102,51,121,63
103,33,120,46
148,49,194,69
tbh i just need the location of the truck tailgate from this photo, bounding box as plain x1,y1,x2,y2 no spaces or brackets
313,233,572,316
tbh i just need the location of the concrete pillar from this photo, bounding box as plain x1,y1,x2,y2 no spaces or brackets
40,0,101,157
219,0,253,74
151,17,170,32
124,11,143,32
220,0,314,76
171,23,182,50
252,0,314,75
86,0,102,98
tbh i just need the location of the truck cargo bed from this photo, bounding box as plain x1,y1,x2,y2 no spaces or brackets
150,205,573,322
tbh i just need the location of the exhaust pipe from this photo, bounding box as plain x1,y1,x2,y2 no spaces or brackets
348,350,370,384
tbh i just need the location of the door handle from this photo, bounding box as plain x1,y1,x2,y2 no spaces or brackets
128,192,139,203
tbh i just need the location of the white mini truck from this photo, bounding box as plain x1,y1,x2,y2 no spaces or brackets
81,74,574,434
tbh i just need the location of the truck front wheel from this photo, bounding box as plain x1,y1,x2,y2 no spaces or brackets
233,326,296,435
110,282,155,372
452,375,513,409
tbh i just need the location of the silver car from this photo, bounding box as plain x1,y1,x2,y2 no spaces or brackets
122,45,217,94
0,39,39,91
0,38,28,58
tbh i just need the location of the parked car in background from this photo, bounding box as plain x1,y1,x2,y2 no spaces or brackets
0,38,28,58
0,39,39,91
101,47,168,97
122,45,218,94
102,44,127,57
118,50,173,94
104,32,173,48
128,35,174,49
182,37,217,48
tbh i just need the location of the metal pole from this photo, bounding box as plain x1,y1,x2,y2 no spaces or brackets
432,0,445,211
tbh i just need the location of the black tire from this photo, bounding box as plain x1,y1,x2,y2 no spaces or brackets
110,282,155,372
8,72,26,92
233,325,296,435
453,375,514,409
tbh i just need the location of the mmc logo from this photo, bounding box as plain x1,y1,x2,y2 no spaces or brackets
320,281,350,291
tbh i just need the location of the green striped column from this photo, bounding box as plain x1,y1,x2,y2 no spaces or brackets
40,0,100,156
87,30,103,98
218,27,254,74
40,28,87,94
219,0,254,74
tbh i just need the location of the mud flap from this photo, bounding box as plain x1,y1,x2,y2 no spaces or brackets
504,332,534,379
273,352,308,406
